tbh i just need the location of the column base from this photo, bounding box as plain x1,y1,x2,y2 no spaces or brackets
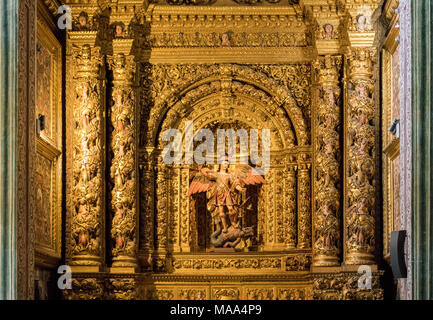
71,254,103,272
285,242,296,250
344,251,375,265
112,255,138,270
312,254,339,267
297,242,311,249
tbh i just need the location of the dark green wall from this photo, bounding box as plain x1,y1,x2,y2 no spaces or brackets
0,0,18,300
412,0,433,300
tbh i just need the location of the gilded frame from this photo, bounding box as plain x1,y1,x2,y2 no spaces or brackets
381,13,400,260
35,18,62,267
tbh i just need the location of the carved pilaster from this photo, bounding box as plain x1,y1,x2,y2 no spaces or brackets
284,161,297,249
70,43,106,270
108,49,138,269
297,155,312,249
312,55,342,266
180,166,192,252
138,148,155,270
344,47,377,265
154,158,170,271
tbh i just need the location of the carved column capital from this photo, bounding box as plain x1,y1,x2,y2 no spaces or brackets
347,47,377,78
313,55,342,86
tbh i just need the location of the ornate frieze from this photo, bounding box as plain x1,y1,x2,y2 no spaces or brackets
69,44,105,268
147,31,310,48
312,55,342,266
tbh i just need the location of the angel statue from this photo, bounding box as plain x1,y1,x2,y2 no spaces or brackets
188,160,265,248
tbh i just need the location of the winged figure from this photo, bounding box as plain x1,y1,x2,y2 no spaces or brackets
188,160,265,234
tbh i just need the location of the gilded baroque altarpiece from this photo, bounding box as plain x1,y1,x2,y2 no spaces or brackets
59,0,390,300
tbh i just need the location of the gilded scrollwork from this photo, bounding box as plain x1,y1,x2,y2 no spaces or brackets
106,278,137,300
213,288,240,300
70,44,105,266
63,278,104,300
285,254,311,271
172,256,282,270
312,271,383,300
147,31,309,48
147,288,175,300
246,288,274,300
312,55,342,266
180,289,207,300
278,288,312,300
140,64,308,147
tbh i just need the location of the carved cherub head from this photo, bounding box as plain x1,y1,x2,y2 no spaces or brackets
78,11,89,29
322,24,334,39
220,31,232,46
356,14,368,30
114,23,126,38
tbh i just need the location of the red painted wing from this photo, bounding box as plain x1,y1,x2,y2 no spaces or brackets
188,172,213,196
234,164,265,185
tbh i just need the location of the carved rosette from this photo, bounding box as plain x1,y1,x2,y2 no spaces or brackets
108,53,138,267
70,44,105,267
312,55,342,266
345,48,377,265
297,155,312,248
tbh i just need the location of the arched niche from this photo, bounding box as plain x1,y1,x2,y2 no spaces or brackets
142,66,309,253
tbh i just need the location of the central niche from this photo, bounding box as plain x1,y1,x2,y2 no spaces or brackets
187,120,264,252
149,66,311,256
158,94,302,254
